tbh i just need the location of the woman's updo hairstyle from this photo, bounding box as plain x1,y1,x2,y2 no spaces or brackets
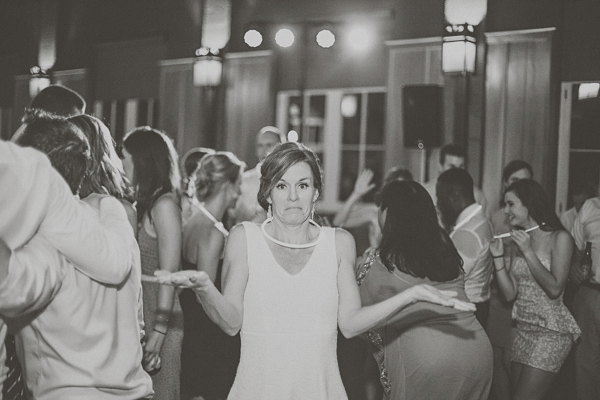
257,142,323,211
195,151,245,201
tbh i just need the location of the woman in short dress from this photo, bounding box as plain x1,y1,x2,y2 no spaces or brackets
491,179,580,400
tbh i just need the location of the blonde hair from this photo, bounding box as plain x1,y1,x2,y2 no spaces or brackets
195,152,245,201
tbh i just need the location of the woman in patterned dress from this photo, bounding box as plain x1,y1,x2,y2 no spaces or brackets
491,179,580,400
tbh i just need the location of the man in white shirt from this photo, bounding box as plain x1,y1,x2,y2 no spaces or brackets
0,140,137,399
570,197,600,400
0,117,152,400
423,144,488,216
230,126,286,223
437,168,493,326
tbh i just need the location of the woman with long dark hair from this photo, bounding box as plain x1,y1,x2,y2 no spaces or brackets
491,179,580,400
356,180,492,400
122,126,183,400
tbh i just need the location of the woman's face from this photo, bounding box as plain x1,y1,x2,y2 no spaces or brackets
504,190,530,227
121,147,135,184
504,168,531,188
269,162,318,225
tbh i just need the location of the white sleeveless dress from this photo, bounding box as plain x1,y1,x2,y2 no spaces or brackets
227,222,348,400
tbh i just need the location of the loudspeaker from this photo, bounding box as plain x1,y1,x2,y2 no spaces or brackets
402,85,443,148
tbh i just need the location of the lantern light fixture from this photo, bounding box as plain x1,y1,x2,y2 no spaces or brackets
193,47,223,87
442,23,476,74
29,66,51,98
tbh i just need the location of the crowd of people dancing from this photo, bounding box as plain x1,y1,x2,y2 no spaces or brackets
1,84,598,400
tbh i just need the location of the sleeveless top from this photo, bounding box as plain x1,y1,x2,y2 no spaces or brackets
227,222,347,400
512,256,580,339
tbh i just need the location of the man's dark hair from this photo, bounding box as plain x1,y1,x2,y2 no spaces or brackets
437,168,475,203
439,144,466,165
29,85,86,117
502,160,533,183
17,115,90,194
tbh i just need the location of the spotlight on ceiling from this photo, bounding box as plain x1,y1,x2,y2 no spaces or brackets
244,29,263,48
275,28,295,48
316,29,335,48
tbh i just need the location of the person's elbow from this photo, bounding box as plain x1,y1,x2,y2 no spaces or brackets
547,286,564,300
223,324,242,336
338,318,362,339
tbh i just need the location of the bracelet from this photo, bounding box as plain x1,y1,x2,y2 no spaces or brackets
495,266,506,272
492,254,505,259
153,328,167,335
155,315,169,324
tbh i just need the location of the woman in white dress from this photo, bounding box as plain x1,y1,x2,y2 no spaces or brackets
155,142,475,399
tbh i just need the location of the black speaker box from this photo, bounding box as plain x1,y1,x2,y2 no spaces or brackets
402,85,443,148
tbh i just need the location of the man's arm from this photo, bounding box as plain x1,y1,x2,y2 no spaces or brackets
0,236,68,318
1,142,135,285
39,178,135,285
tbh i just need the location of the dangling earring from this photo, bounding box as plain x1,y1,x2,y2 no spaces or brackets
267,204,273,221
310,201,316,221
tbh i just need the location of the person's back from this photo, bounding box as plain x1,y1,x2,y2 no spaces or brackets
9,117,152,399
12,215,151,399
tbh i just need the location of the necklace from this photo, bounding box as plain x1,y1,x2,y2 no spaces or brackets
261,219,321,249
198,203,229,237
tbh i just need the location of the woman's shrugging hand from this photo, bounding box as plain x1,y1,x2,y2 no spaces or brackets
406,284,476,312
149,270,212,292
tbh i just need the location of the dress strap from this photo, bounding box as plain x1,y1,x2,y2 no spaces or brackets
198,203,229,237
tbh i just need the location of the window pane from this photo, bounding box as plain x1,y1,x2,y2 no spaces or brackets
287,96,302,138
306,95,326,144
567,152,600,209
339,151,359,201
342,95,361,145
570,86,600,150
366,92,386,145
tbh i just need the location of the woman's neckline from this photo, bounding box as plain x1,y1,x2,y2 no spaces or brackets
260,219,322,249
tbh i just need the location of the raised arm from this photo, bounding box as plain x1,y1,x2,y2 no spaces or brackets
332,169,376,228
0,236,68,318
336,229,464,338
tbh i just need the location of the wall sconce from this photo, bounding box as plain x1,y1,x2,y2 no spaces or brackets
442,24,476,74
193,47,223,87
442,0,486,75
29,66,51,98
